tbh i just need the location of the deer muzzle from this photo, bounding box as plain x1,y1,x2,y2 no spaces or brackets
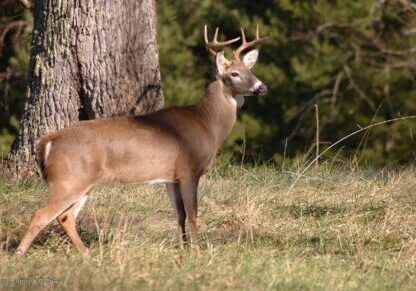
250,81,267,96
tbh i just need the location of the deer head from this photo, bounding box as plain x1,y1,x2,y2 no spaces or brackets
204,25,269,98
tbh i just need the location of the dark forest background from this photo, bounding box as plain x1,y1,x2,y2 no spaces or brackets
1,0,415,166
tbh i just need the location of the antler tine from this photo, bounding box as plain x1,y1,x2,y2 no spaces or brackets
204,25,209,44
204,25,217,57
214,27,219,42
233,25,269,60
204,25,241,57
240,27,247,43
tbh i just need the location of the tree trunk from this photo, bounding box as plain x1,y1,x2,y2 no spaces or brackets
4,0,164,178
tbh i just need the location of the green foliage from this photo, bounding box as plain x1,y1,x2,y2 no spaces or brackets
0,3,33,158
157,0,416,165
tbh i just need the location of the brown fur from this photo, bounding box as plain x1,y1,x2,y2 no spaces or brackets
16,47,267,257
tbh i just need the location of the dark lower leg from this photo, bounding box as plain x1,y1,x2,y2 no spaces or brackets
179,177,201,255
167,183,187,249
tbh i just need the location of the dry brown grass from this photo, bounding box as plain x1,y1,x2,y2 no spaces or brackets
0,164,415,289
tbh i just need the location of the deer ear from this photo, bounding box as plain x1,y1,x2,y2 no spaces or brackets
215,51,230,76
242,49,259,69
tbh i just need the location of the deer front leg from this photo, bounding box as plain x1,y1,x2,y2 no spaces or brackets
179,177,201,256
166,183,187,249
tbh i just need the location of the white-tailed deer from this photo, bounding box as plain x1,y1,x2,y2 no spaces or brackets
16,25,268,257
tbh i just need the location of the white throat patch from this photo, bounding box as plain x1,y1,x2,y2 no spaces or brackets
235,96,245,108
229,96,245,108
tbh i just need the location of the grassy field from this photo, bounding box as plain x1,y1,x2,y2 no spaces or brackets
0,164,415,290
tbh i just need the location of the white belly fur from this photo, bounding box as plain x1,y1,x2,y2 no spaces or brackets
145,179,176,185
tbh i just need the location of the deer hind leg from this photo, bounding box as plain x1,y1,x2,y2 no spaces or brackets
56,195,89,253
166,183,187,249
16,185,90,257
179,177,201,255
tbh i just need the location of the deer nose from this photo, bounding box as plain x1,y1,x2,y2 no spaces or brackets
250,82,267,96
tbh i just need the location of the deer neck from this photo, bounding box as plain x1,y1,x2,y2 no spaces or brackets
195,80,237,147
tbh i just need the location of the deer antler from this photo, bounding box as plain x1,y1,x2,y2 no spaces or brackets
204,25,240,57
233,25,269,60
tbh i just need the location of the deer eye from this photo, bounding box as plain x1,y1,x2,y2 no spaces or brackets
231,72,240,78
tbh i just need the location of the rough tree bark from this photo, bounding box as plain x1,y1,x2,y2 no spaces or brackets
5,0,164,177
